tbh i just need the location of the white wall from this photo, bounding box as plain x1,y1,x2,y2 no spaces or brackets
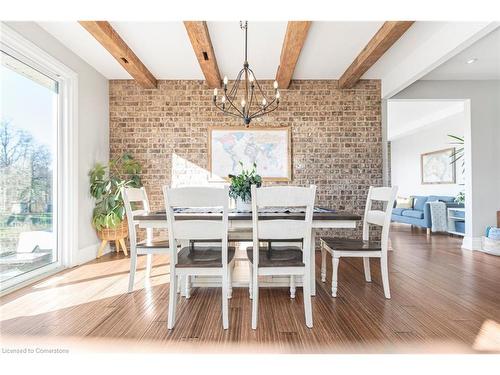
5,22,110,262
391,111,465,197
392,80,500,250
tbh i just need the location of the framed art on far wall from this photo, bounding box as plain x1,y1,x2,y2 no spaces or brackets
208,126,292,181
421,147,456,184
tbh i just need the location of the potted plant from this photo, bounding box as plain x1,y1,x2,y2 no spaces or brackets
228,162,262,211
89,153,142,244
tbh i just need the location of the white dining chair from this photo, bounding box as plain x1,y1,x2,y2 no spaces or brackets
320,186,398,299
248,184,316,329
163,185,234,330
122,187,170,293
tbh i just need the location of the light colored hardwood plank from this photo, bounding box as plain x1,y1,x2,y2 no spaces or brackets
2,225,499,353
78,21,157,89
339,21,414,89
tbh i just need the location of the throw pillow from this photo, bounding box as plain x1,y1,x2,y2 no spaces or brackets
396,197,413,209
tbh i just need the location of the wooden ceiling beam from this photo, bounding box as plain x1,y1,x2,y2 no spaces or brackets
78,21,157,89
184,21,221,88
275,21,312,89
339,21,414,89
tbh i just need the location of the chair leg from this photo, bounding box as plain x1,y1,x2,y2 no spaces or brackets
290,275,296,299
128,249,137,293
303,269,313,328
222,270,229,330
251,268,259,330
167,271,178,330
177,275,181,294
363,257,372,282
185,275,191,299
381,255,391,299
321,246,327,282
228,262,233,299
145,254,152,278
248,262,253,299
332,256,340,297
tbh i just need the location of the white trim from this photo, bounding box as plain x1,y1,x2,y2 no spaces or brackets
462,236,482,251
76,242,110,265
0,23,79,287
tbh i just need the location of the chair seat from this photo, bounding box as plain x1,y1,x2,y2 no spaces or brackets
177,246,235,268
321,237,381,252
246,246,304,267
137,238,169,248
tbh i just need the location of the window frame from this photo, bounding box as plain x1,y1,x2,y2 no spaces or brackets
0,23,78,293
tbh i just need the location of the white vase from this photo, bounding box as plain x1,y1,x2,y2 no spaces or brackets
236,197,251,211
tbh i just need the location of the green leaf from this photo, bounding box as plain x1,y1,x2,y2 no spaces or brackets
89,153,142,229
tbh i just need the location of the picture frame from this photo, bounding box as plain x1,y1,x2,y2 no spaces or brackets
420,147,456,184
208,126,292,181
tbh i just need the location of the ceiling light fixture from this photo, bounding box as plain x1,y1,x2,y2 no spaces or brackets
466,58,478,64
212,21,280,126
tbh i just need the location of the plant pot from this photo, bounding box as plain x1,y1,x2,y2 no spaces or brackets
97,219,128,241
235,197,251,212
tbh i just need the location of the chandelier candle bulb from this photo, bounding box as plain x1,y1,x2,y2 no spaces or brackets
241,99,246,108
213,88,218,96
223,76,228,85
273,81,278,89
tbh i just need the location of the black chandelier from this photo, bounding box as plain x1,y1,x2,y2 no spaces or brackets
212,21,280,126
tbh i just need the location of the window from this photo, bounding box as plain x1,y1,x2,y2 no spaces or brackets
0,24,77,291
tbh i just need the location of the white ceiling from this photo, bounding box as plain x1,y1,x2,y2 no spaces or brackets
38,21,386,80
387,100,465,140
293,21,384,79
422,26,500,80
36,21,499,90
207,21,287,80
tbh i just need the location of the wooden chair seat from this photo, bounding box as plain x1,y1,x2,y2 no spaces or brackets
177,246,235,268
246,246,304,267
321,237,381,252
137,238,169,248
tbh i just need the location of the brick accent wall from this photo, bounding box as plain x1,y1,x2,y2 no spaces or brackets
109,79,382,238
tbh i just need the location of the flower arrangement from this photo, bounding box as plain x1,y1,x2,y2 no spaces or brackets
228,162,262,208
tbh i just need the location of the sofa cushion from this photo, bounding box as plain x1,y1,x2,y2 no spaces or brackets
412,196,428,211
401,210,424,219
428,195,455,203
392,207,406,216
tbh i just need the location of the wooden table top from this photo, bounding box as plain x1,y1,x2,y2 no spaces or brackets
134,208,361,221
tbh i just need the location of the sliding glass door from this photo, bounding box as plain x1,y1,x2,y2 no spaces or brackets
0,48,60,289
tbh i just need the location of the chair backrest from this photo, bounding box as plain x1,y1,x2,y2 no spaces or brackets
251,185,316,268
163,186,230,267
362,186,398,252
121,187,151,249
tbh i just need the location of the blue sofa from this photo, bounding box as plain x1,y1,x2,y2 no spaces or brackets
391,195,457,230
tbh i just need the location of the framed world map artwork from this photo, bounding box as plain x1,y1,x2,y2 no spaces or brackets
208,126,292,181
421,147,456,184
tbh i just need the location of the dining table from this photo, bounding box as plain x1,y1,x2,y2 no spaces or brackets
134,207,361,296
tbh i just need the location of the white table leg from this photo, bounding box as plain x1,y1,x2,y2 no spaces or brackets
179,240,188,297
310,229,316,296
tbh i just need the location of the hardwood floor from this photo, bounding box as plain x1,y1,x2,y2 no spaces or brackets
1,224,500,353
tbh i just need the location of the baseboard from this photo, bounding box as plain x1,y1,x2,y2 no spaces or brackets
462,236,482,251
75,242,110,265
